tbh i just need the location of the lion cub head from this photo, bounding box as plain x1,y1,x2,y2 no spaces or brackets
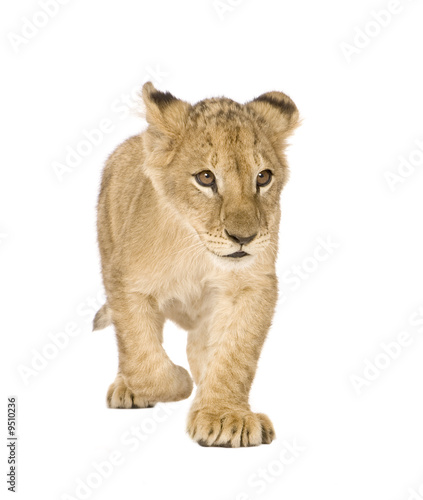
141,82,299,266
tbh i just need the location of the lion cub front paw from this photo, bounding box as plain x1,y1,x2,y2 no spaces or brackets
107,375,155,409
107,366,193,409
187,408,275,447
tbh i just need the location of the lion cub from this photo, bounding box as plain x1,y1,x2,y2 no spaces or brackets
94,82,299,447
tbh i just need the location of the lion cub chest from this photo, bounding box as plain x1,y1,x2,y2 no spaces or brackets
159,278,217,332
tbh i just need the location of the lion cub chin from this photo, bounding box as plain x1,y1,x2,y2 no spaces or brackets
94,82,299,447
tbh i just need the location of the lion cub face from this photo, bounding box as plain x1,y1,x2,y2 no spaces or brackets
141,83,299,266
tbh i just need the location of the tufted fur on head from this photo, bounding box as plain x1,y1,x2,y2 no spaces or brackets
141,82,299,152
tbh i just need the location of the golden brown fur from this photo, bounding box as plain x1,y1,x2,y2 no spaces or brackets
94,82,299,447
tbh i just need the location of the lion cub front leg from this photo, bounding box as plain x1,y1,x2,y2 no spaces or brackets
187,275,277,447
107,290,193,408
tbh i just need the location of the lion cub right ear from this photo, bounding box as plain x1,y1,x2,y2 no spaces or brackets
142,82,191,139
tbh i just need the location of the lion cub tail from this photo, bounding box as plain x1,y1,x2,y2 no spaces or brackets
93,303,112,331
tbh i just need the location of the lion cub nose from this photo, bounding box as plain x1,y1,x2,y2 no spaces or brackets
225,230,257,245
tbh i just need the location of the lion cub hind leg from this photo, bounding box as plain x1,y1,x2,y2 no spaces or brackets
106,291,193,408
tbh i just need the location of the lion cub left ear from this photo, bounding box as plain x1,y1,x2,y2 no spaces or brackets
142,82,191,139
246,91,300,146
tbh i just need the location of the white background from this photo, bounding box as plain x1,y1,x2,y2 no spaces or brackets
1,0,423,499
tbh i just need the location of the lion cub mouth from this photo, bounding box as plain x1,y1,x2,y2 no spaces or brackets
224,251,249,258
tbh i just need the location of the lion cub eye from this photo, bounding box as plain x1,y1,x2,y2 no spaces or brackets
257,169,272,187
195,170,216,187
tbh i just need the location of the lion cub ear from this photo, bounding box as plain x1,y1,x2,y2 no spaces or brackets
142,82,191,138
246,91,300,146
